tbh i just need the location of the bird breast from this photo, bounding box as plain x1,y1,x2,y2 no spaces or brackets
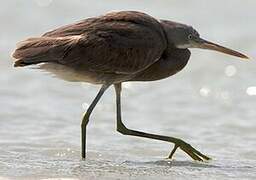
130,48,191,81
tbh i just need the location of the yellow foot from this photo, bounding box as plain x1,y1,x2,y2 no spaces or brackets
168,139,211,161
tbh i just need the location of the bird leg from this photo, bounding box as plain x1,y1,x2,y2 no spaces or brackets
114,83,210,161
81,84,110,159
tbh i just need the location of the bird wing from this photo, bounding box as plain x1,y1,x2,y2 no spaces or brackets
13,11,167,75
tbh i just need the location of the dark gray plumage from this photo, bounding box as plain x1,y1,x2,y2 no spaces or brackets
12,11,248,161
14,11,168,83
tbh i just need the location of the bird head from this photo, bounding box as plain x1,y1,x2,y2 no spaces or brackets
160,20,249,59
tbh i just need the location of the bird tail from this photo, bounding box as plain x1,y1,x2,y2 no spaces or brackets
12,37,64,67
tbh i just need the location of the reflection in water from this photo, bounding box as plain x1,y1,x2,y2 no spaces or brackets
225,65,237,77
246,86,256,96
199,87,211,97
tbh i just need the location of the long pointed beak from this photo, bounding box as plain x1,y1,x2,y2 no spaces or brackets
197,38,249,59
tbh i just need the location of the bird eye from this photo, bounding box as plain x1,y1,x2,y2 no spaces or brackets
188,34,193,40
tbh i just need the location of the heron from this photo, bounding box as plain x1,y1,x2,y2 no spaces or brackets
12,11,248,161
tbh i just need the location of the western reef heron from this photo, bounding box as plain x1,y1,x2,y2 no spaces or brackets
12,11,249,161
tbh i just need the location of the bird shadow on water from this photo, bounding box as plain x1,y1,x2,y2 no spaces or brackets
69,156,256,178
122,159,218,168
71,158,217,175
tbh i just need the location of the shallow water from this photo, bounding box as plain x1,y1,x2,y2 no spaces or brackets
0,0,256,179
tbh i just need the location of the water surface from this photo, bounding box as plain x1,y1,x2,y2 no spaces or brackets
0,0,256,179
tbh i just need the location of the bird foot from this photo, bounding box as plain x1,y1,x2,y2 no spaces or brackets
168,139,211,161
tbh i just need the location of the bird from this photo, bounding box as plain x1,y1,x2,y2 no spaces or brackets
12,11,249,161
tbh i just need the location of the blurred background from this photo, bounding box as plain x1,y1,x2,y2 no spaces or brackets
0,0,255,179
